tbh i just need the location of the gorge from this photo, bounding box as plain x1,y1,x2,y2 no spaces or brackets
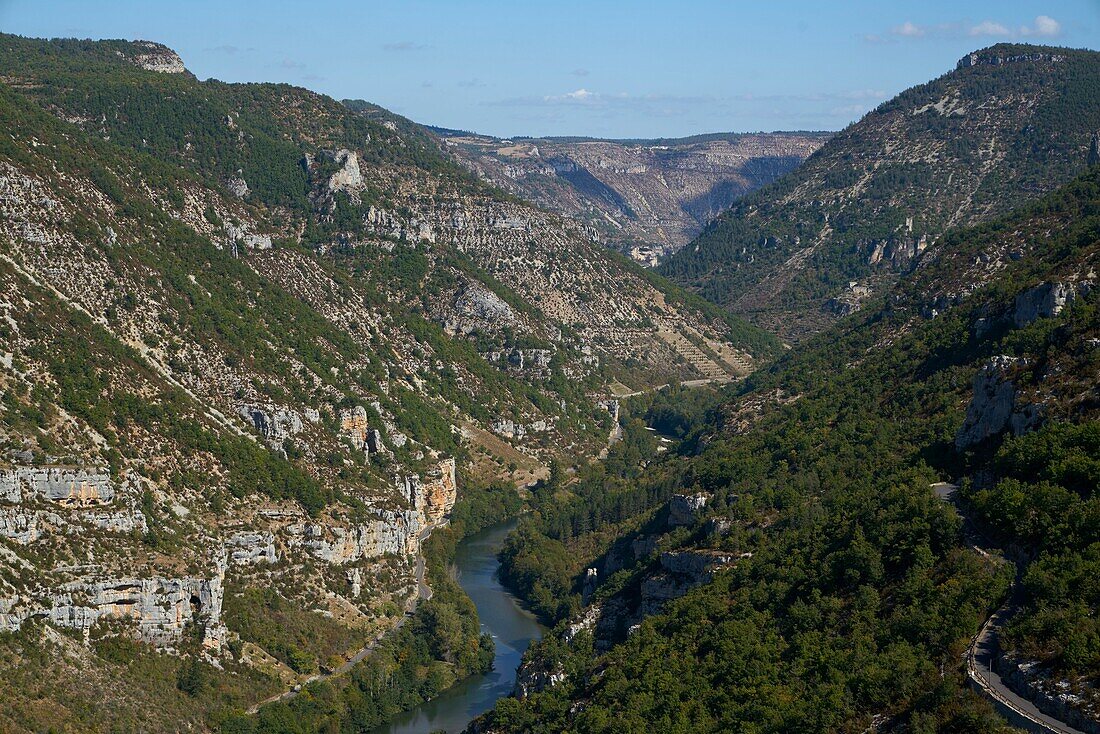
0,14,1097,734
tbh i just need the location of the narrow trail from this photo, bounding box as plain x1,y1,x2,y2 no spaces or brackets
246,524,437,714
934,482,1088,734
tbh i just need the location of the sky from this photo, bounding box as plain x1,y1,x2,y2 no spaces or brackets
0,1,1096,139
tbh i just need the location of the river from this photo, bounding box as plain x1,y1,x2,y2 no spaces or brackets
371,519,544,734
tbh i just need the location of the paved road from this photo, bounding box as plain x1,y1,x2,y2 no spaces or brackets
246,523,436,713
934,482,1088,734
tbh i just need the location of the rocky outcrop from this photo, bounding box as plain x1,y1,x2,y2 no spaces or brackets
955,356,1041,450
324,149,364,195
224,221,272,250
90,507,148,534
490,417,551,440
339,406,370,450
446,283,517,335
125,41,187,74
659,550,737,576
667,493,708,527
581,567,599,604
225,172,250,199
513,659,567,699
229,531,278,565
999,653,1100,734
239,405,303,445
1014,281,1090,328
404,457,457,524
0,559,227,650
0,467,114,506
290,508,423,564
0,507,40,543
958,50,1066,69
487,348,553,373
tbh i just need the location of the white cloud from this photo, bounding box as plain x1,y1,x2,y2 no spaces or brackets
541,88,620,105
892,21,925,37
969,20,1011,37
868,16,1062,43
563,88,594,100
1023,15,1062,37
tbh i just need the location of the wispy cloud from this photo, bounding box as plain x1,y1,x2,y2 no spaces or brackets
1022,15,1061,37
893,21,925,38
968,20,1011,37
571,68,590,77
383,41,429,52
865,15,1062,43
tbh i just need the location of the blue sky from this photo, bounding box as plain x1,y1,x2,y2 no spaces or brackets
1,1,1096,138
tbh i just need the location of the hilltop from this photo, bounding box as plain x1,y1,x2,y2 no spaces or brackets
659,43,1100,341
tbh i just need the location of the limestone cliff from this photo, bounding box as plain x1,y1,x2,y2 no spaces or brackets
435,129,827,264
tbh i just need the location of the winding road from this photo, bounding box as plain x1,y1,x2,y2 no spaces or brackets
246,523,437,714
933,482,1088,734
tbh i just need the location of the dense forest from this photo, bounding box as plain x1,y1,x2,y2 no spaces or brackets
481,167,1100,732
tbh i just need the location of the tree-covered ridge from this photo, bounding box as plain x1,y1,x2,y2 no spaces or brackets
658,43,1100,342
481,167,1100,733
0,34,476,213
0,32,780,369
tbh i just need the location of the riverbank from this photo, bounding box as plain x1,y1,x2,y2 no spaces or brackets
371,519,544,734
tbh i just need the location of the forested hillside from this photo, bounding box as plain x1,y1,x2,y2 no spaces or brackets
478,165,1100,733
0,33,771,732
659,44,1100,342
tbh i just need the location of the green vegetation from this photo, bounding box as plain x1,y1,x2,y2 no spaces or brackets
658,44,1100,340
482,168,1100,732
218,481,522,733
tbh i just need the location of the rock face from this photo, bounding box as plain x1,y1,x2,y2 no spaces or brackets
1,560,227,651
239,405,303,445
955,356,1041,449
999,653,1100,734
667,493,708,527
446,283,517,335
513,659,567,699
1013,281,1089,327
226,174,250,199
0,467,114,505
339,406,371,450
636,551,739,616
125,41,187,74
229,531,278,565
324,149,364,195
0,507,40,543
291,509,423,563
440,130,827,262
405,457,457,524
957,50,1066,69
